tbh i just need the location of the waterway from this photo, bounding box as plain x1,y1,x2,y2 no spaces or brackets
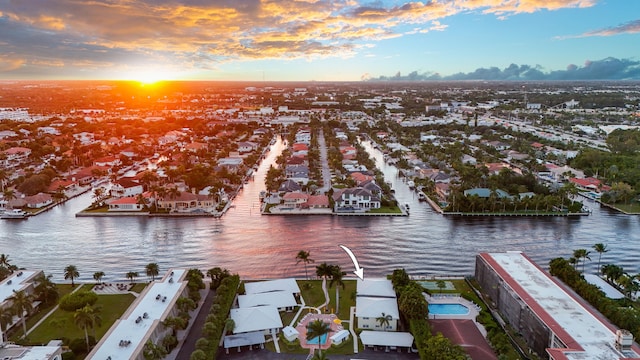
1,137,639,282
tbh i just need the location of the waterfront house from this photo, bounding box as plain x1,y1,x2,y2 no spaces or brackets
107,197,146,212
110,178,144,198
355,278,398,331
569,177,610,193
282,192,309,208
24,193,53,208
332,188,381,211
305,195,330,209
157,191,215,212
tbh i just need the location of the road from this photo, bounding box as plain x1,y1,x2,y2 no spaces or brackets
317,128,333,194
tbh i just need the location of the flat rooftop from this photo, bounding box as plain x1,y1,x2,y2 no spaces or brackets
88,269,187,360
482,252,640,360
0,270,38,304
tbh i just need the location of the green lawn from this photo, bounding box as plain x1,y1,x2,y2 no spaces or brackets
607,202,640,214
296,279,356,318
368,206,402,214
24,293,135,345
129,282,148,293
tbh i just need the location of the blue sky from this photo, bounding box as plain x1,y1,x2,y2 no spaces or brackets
0,0,638,81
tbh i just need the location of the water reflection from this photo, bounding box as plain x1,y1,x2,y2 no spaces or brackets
0,137,639,281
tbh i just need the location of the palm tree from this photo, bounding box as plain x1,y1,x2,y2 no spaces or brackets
592,243,609,274
145,263,159,281
306,319,331,356
207,267,230,290
143,340,167,360
9,290,33,338
34,273,59,306
93,271,105,284
295,250,314,280
74,305,97,350
64,265,80,286
0,253,11,270
162,316,187,336
376,312,393,330
0,305,13,343
573,249,591,273
126,271,138,283
329,265,346,315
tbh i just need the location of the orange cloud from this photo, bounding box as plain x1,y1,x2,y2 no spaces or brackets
0,56,26,72
0,0,598,70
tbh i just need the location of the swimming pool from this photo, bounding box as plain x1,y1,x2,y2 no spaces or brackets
428,303,470,315
306,332,329,345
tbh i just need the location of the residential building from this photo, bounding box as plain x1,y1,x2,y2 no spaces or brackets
355,278,398,331
156,191,215,212
24,193,53,208
88,269,190,360
475,252,640,360
1,270,44,339
3,147,31,168
332,188,381,211
107,197,146,212
110,179,144,198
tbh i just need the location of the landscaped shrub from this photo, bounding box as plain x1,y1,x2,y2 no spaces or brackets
61,352,76,360
68,336,95,355
59,291,98,311
161,334,178,352
190,274,239,360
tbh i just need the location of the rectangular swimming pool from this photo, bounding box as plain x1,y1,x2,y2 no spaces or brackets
428,303,469,315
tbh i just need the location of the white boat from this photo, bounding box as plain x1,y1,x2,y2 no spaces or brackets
1,209,28,219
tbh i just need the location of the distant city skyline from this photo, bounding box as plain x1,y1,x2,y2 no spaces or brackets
0,0,638,81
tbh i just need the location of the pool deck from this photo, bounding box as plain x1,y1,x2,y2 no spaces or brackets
425,294,481,320
295,313,343,352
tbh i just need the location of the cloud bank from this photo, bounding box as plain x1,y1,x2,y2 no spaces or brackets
0,0,599,78
369,57,640,81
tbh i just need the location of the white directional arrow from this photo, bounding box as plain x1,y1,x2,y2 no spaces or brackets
339,244,364,280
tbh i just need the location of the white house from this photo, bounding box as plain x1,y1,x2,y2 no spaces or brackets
230,306,283,335
355,278,399,331
110,179,144,198
107,197,146,212
237,291,298,311
332,188,381,211
244,278,301,296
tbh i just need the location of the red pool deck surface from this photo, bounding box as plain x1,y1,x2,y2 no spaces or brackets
430,319,498,360
295,313,344,351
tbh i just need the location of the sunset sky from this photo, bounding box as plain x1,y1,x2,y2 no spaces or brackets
0,0,638,81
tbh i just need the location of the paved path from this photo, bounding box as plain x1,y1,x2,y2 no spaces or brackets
25,284,85,336
317,128,332,194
